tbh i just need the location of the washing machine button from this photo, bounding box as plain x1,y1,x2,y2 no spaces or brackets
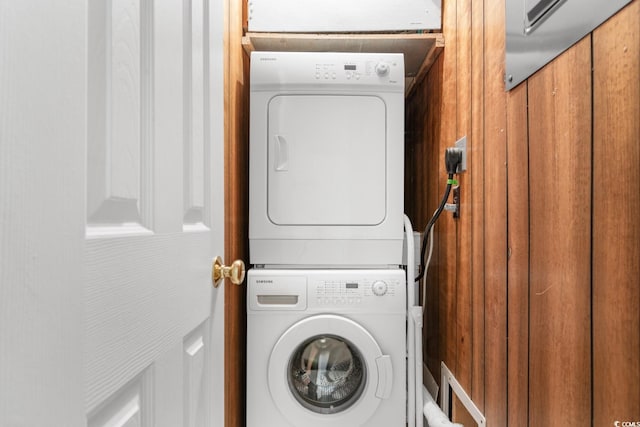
372,280,388,296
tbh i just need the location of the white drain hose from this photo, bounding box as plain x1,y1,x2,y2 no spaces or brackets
403,215,423,427
423,386,464,427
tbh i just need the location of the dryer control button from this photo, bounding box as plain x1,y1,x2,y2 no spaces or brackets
372,280,388,296
375,62,390,76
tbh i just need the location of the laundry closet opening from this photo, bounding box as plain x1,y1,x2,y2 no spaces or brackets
227,15,452,427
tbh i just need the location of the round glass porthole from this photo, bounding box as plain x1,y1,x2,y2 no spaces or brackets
287,334,366,415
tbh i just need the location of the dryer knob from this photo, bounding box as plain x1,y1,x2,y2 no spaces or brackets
375,62,390,76
372,280,388,296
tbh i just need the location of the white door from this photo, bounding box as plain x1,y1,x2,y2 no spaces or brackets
0,0,228,426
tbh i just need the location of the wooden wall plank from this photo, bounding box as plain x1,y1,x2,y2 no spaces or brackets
454,0,473,392
224,0,248,425
593,1,640,425
482,0,508,424
470,0,486,410
506,83,529,427
527,36,592,426
438,0,460,381
404,88,418,227
405,73,430,232
421,56,445,378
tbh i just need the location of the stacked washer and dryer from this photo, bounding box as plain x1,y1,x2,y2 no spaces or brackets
247,50,422,427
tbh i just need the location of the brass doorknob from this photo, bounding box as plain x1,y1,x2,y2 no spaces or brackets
212,256,245,287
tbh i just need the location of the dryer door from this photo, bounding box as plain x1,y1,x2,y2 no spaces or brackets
267,95,387,226
268,314,393,426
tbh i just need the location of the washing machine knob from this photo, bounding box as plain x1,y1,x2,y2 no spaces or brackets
372,280,388,296
375,62,390,76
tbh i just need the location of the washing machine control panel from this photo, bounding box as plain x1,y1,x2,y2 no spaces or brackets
248,269,406,313
314,278,400,307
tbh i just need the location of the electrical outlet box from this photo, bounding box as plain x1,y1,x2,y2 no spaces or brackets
452,186,460,219
455,136,467,173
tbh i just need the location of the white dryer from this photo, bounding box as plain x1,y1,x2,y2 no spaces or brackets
247,269,407,427
249,51,405,267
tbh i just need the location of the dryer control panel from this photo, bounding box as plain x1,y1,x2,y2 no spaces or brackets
248,269,406,314
251,51,405,90
312,58,401,84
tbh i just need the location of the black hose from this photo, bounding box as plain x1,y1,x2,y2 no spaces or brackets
414,173,454,282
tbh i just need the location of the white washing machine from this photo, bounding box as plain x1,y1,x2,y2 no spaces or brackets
247,269,407,427
249,51,405,267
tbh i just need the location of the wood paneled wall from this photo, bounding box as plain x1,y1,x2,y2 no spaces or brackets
405,0,640,425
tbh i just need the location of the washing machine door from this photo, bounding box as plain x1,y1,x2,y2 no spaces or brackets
268,314,393,426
